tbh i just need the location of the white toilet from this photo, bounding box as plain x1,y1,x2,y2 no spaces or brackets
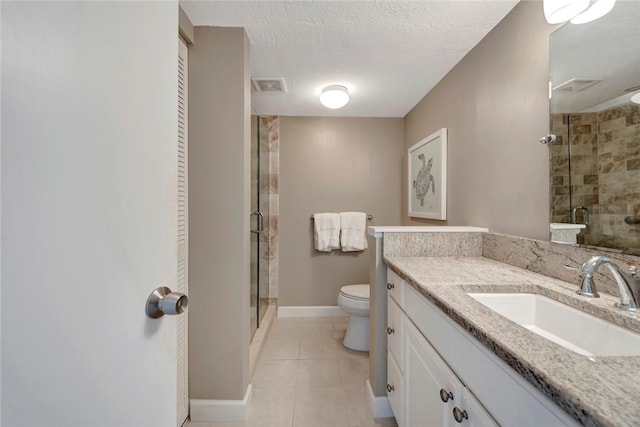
337,284,370,351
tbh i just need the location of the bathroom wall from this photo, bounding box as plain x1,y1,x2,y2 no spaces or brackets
279,117,404,307
189,26,251,401
403,1,555,241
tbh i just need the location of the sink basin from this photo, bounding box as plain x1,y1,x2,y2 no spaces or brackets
467,293,640,357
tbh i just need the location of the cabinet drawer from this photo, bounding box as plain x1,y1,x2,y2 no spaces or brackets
387,349,403,426
386,268,405,306
387,297,404,371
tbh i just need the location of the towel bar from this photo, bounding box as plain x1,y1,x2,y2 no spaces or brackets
311,214,373,220
625,216,640,225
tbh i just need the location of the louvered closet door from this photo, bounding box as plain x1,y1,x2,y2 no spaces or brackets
177,37,189,427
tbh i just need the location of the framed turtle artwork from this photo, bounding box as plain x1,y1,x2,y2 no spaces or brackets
408,128,447,220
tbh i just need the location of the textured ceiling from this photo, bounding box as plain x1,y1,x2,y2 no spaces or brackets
550,1,640,113
181,1,519,117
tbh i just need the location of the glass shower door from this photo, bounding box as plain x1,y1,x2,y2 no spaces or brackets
250,116,270,339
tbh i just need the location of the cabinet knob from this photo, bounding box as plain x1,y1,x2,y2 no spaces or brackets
386,282,395,290
387,327,395,335
452,407,468,423
439,388,454,402
386,383,395,393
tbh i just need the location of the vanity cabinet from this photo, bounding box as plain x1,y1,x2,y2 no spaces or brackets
387,270,497,427
386,267,579,427
386,276,404,425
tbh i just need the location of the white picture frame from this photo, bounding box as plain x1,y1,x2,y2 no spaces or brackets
408,128,447,219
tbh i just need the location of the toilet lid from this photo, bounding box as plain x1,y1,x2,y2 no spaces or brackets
340,284,370,301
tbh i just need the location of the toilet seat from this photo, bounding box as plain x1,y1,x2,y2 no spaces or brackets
339,284,370,301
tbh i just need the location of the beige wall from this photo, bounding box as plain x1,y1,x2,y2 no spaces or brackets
280,117,404,306
189,27,251,400
403,1,556,240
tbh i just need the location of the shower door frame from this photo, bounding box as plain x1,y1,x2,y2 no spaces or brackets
250,115,269,338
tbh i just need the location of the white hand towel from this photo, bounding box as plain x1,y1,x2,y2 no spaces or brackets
340,212,368,252
313,213,340,252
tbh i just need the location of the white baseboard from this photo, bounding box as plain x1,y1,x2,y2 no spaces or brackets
366,379,394,419
190,384,252,422
277,305,346,317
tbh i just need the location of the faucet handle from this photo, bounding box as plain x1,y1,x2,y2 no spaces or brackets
630,266,638,277
565,263,582,271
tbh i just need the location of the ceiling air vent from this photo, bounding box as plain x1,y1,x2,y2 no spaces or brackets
252,78,287,93
553,78,602,93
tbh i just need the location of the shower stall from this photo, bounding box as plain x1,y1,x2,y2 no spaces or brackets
550,104,640,253
250,115,272,338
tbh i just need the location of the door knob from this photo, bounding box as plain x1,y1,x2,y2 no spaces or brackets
146,286,188,318
538,134,557,144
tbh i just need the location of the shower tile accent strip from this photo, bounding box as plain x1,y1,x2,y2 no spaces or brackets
260,115,280,301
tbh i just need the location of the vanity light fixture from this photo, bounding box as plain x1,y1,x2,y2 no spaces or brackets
570,0,617,24
320,85,349,109
543,0,590,24
543,0,616,24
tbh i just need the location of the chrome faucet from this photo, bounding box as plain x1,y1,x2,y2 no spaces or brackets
573,256,640,312
571,205,589,225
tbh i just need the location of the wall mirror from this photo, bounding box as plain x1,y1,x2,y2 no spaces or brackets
549,1,640,254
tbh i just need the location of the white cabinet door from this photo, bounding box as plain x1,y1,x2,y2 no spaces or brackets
387,350,404,426
450,388,499,427
404,320,462,427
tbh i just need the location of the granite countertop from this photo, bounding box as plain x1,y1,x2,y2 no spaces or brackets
367,225,488,238
384,256,640,427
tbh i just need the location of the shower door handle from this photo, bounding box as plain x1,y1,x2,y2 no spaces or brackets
250,211,260,234
257,211,264,233
250,211,264,234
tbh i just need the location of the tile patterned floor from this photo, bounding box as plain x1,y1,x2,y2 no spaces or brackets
186,316,398,427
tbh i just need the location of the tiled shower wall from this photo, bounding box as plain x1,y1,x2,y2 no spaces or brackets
550,113,599,245
550,113,572,223
260,116,280,302
550,102,640,250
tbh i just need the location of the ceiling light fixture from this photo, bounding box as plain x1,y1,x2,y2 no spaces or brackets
571,0,616,24
320,85,349,109
543,0,590,24
543,0,616,24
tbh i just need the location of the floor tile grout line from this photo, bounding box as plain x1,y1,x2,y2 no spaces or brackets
256,317,378,427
